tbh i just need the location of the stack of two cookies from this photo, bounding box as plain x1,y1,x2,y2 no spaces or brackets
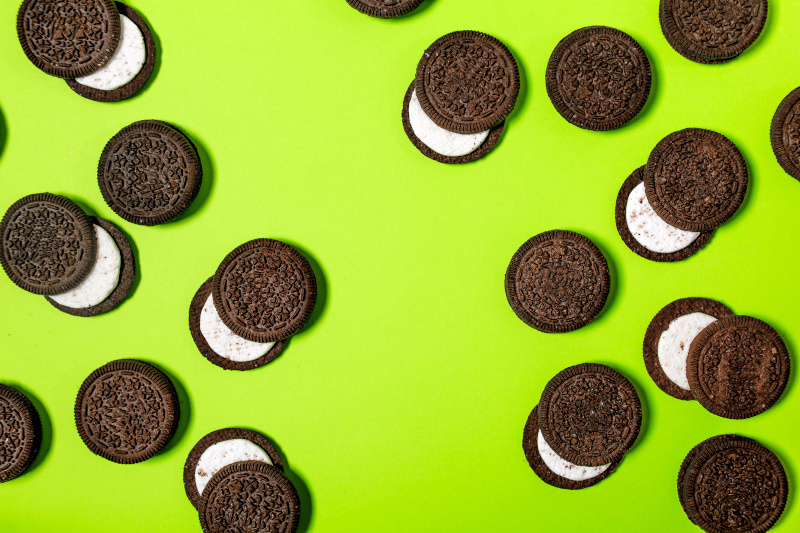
522,363,642,489
189,239,317,370
402,30,520,164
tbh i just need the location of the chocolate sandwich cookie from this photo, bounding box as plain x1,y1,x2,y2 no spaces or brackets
98,120,202,225
345,0,424,18
683,435,787,533
184,428,284,509
616,167,714,262
45,216,135,317
75,359,179,463
523,404,620,490
415,31,519,134
660,0,768,63
198,461,300,533
1,193,96,295
645,128,748,232
17,0,121,78
505,230,610,333
771,87,800,181
546,26,651,131
65,2,156,102
0,384,42,483
687,315,790,419
189,277,287,370
643,298,733,401
212,239,317,343
401,81,505,164
538,363,641,466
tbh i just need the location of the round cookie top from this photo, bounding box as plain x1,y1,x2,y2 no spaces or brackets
771,86,800,181
0,384,41,483
415,30,519,134
645,128,748,232
345,0,424,18
684,436,787,533
74,359,179,463
538,363,641,466
545,26,651,131
212,239,317,343
199,461,300,533
0,193,96,295
661,0,768,61
17,0,121,78
505,230,610,333
98,120,202,226
687,315,790,419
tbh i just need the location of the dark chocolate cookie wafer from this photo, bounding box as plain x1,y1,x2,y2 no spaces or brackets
0,384,42,482
198,461,300,533
98,120,202,225
660,0,768,63
401,81,505,164
17,0,121,78
184,428,284,509
45,216,135,317
345,0,424,18
212,239,317,343
645,128,748,232
65,2,155,102
643,298,733,401
74,359,179,463
616,167,714,262
658,3,736,65
523,404,620,490
683,436,787,533
505,230,610,333
687,315,790,419
539,363,641,466
189,277,287,370
771,86,800,181
1,193,96,295
416,31,520,134
546,26,651,131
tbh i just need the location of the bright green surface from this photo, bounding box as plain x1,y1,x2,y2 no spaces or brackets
0,0,798,531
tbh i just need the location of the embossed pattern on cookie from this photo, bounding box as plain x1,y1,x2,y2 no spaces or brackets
0,384,41,483
345,0,424,18
771,86,800,181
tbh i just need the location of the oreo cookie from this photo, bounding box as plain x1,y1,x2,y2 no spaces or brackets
98,120,202,225
546,26,651,131
505,230,610,333
184,428,284,509
645,128,748,232
198,461,300,533
211,239,317,343
687,315,790,419
345,0,424,18
74,359,179,463
0,384,42,482
682,435,787,533
522,404,621,490
538,363,642,466
643,297,733,401
189,277,287,370
771,86,800,181
615,166,713,262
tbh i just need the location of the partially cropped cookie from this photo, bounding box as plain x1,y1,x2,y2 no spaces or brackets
771,86,800,181
345,0,424,18
0,384,42,482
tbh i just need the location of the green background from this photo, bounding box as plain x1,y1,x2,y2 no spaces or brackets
1,0,798,531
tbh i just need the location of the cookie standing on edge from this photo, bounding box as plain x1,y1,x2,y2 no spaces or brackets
771,86,800,181
546,26,652,131
0,384,42,483
345,0,424,18
505,230,610,333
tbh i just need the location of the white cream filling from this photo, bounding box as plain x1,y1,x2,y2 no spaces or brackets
200,294,274,362
626,182,701,253
657,312,717,390
408,89,490,157
195,439,272,496
50,225,121,308
537,430,610,481
75,14,145,91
